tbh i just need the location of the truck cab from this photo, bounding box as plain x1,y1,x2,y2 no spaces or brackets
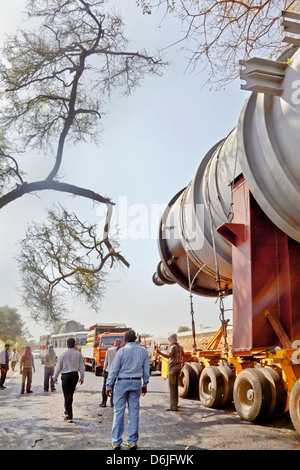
94,332,126,375
81,324,130,376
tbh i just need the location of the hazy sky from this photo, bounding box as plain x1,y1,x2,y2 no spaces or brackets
0,0,247,341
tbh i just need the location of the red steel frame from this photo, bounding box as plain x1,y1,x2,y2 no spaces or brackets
217,175,300,355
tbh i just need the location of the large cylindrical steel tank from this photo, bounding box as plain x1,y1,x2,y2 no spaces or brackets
153,45,300,296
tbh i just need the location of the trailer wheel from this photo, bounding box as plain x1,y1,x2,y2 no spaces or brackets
233,368,272,422
218,365,235,407
178,363,197,398
289,379,300,435
199,366,225,408
259,367,286,417
190,362,205,377
190,362,205,396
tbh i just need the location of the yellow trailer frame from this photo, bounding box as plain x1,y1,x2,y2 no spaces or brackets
161,321,300,434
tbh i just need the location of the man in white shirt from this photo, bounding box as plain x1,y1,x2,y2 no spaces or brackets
0,344,10,390
10,349,19,371
100,338,122,408
53,338,85,423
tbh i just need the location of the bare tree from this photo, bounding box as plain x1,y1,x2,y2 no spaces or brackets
18,205,129,323
0,0,165,323
137,0,300,86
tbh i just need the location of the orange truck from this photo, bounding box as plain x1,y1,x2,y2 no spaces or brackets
81,324,131,376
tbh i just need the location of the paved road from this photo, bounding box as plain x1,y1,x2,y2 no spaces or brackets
1,360,300,451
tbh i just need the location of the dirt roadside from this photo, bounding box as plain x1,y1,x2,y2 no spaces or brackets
178,329,233,351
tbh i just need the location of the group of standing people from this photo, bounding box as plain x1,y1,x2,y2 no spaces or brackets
49,328,152,450
0,330,185,450
0,339,84,420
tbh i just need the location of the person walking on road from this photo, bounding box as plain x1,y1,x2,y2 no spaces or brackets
44,345,57,392
100,338,122,408
157,333,185,411
10,349,19,371
0,344,10,390
106,329,149,450
20,346,35,394
53,338,85,423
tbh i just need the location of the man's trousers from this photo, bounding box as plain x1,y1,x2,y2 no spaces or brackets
21,368,33,392
0,364,8,387
168,367,181,410
102,371,114,406
111,379,142,446
44,366,55,391
61,371,79,419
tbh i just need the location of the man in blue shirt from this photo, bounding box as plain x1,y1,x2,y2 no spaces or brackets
106,329,149,450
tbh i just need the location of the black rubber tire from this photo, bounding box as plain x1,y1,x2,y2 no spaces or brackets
218,364,235,407
190,362,205,397
233,368,272,422
289,379,300,435
178,363,197,398
199,366,225,408
190,362,205,377
259,367,286,418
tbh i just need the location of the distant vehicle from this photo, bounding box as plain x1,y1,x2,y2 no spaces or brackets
32,350,40,359
39,328,88,363
81,324,130,376
149,343,169,375
48,330,88,359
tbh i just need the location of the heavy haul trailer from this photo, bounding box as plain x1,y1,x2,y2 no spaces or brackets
153,11,300,435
